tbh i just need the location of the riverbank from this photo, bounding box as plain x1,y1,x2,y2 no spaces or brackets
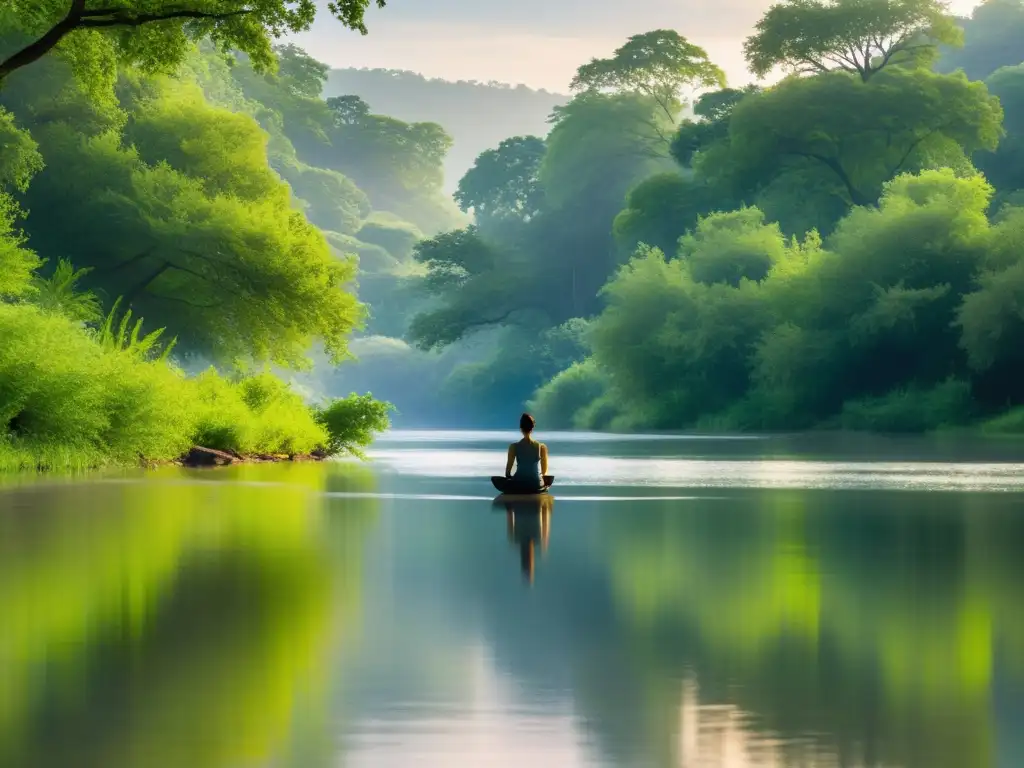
172,446,328,468
0,385,393,474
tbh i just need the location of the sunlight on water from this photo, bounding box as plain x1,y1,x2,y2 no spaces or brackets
368,447,1024,492
375,429,765,444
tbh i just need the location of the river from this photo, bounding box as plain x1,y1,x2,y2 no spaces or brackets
2,430,1024,768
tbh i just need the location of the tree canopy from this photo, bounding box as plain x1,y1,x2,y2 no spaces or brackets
571,30,725,120
454,135,546,226
0,0,386,85
728,68,1002,207
744,0,962,80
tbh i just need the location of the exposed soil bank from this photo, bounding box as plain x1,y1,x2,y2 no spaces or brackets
162,446,329,468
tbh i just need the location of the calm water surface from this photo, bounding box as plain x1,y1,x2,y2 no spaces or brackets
2,430,1024,768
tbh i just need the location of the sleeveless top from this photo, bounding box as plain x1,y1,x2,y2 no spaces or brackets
513,440,543,486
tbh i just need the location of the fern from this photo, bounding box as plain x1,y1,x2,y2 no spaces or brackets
31,259,101,322
97,298,177,361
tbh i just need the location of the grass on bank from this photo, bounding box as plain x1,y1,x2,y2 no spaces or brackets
0,302,392,473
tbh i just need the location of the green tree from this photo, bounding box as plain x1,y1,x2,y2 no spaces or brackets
121,75,281,202
0,195,39,299
542,93,674,204
728,69,1002,208
0,0,386,85
681,207,785,287
956,205,1024,402
317,95,458,231
280,162,370,235
0,109,42,298
527,358,608,429
22,119,363,366
612,172,716,256
670,86,760,167
273,42,329,98
407,227,541,349
752,169,992,424
975,64,1024,202
589,245,773,427
744,0,962,81
454,135,546,226
571,29,725,121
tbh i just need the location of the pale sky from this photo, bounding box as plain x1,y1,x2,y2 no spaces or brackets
287,0,983,92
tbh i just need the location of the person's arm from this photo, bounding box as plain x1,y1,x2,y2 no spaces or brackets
540,443,549,475
505,444,516,478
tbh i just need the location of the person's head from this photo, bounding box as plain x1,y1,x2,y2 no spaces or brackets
519,412,535,436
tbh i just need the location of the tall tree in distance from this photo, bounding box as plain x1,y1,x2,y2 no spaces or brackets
744,0,962,81
454,136,546,227
571,30,725,122
0,0,386,85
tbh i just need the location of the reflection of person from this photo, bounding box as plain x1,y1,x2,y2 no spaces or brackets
504,413,549,491
504,495,553,584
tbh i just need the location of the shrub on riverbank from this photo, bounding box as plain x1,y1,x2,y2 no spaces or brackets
191,371,329,457
314,393,395,459
0,303,391,472
0,303,194,471
527,359,610,430
837,379,976,433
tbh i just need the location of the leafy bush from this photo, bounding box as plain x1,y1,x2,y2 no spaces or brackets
190,371,328,456
528,359,608,429
979,406,1024,434
0,302,390,471
574,393,623,431
838,379,975,433
0,193,40,299
314,393,394,458
0,303,194,470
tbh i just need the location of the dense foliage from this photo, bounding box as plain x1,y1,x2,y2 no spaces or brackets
0,12,418,469
7,0,1024,438
397,0,1024,433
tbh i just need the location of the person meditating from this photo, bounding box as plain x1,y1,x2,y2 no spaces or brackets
504,413,550,492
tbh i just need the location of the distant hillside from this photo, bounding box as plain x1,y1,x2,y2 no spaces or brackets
325,68,569,192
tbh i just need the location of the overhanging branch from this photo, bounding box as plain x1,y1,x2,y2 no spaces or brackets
80,7,250,28
0,2,253,83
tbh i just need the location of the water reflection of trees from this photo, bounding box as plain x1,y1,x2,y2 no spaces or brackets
413,490,1024,768
594,490,1024,768
0,464,377,768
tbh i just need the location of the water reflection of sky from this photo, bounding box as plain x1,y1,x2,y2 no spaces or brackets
344,643,599,768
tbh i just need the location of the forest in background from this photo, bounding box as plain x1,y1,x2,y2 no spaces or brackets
6,0,1024,448
372,0,1024,433
324,68,568,191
